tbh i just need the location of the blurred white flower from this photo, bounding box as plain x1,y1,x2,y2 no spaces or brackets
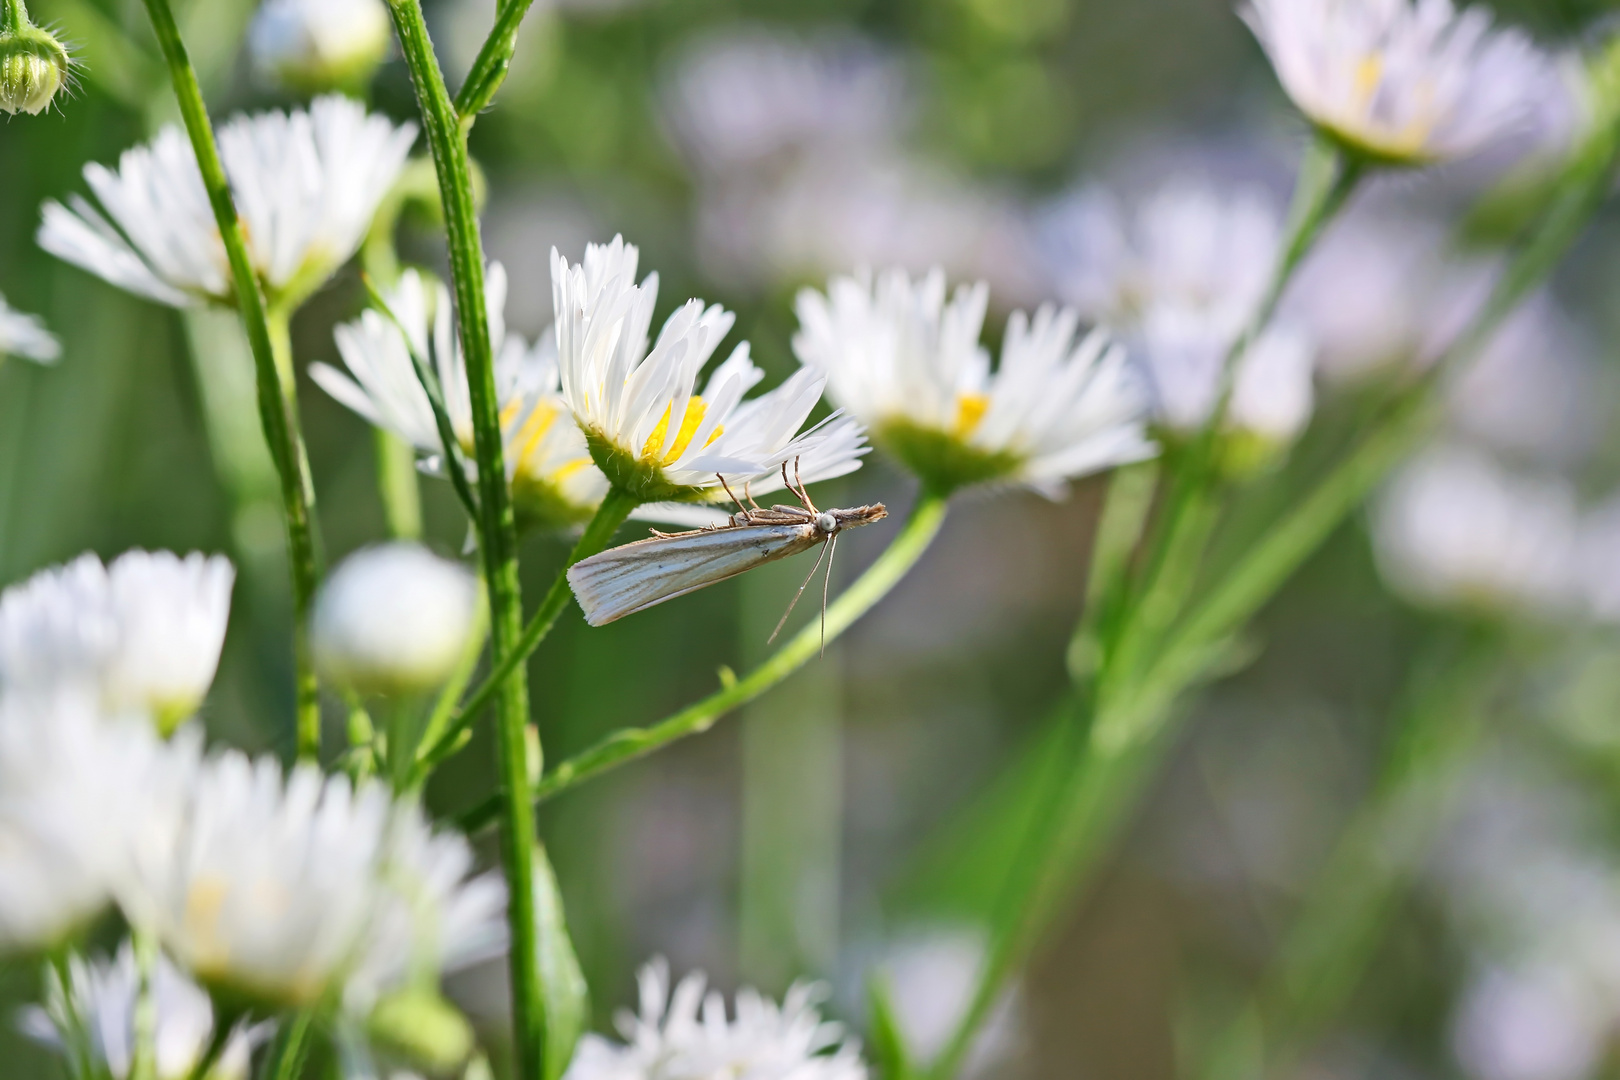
1372,443,1578,616
1443,295,1602,468
314,264,615,531
0,550,234,730
0,291,59,364
552,236,868,503
248,0,392,94
696,149,1046,307
0,693,188,952
1575,500,1620,625
20,940,260,1080
564,959,867,1080
793,267,1153,495
1046,181,1316,445
313,544,479,697
349,800,507,1012
118,751,393,1008
1284,208,1493,381
1241,0,1548,164
868,929,1022,1076
1452,965,1608,1080
1434,761,1620,1080
662,30,904,174
118,748,500,1011
39,95,416,309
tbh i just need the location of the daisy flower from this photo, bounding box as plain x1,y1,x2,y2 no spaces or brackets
1372,442,1579,617
38,95,416,310
312,264,615,532
0,291,60,364
553,236,869,504
1046,182,1318,457
563,959,867,1080
117,749,501,1012
0,692,187,952
1241,0,1549,165
0,550,234,732
248,0,392,94
20,940,262,1080
792,267,1154,497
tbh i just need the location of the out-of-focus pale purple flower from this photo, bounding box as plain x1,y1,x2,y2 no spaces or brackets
1372,443,1579,616
663,30,905,173
1452,966,1609,1080
1044,180,1317,444
861,928,1023,1077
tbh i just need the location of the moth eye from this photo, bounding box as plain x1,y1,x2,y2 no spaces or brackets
816,512,838,533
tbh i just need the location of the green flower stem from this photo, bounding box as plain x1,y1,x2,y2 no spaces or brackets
1104,137,1362,730
128,930,158,1080
416,487,641,777
183,1015,235,1080
455,493,950,833
383,0,545,1073
924,119,1620,1079
266,308,324,760
138,0,324,763
264,1010,313,1080
454,0,539,125
1197,630,1502,1080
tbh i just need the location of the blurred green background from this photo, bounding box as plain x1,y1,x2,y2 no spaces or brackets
6,0,1620,1077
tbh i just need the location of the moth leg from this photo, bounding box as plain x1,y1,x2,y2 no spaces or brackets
793,455,817,513
744,481,762,512
819,532,839,657
768,538,831,646
718,474,749,520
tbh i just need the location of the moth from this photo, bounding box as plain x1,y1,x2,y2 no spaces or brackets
568,464,888,640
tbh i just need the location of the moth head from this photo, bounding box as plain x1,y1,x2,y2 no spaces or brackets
830,504,889,532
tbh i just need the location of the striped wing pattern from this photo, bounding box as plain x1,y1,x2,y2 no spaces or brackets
567,523,823,625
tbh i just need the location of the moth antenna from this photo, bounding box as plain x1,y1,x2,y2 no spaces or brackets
768,536,832,646
820,532,839,657
719,474,747,518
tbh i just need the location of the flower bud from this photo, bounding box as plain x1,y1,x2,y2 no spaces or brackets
0,17,68,117
248,0,391,95
312,544,478,697
367,989,475,1075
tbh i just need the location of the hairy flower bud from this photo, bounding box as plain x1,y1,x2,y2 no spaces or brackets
0,16,68,117
312,544,478,697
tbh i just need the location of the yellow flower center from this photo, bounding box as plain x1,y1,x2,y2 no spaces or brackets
952,393,991,439
1353,53,1384,108
184,876,231,967
640,395,723,466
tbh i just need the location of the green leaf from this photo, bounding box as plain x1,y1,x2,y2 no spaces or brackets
866,974,914,1080
533,845,589,1080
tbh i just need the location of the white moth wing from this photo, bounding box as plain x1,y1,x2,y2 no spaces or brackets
568,523,821,626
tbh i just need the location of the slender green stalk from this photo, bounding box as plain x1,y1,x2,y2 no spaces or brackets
926,692,1090,1080
418,488,640,775
264,1010,314,1080
183,1016,236,1080
266,309,323,760
455,0,539,125
376,429,423,540
1102,138,1362,732
138,0,324,765
128,931,158,1080
1198,631,1502,1080
383,2,545,1072
456,494,950,832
